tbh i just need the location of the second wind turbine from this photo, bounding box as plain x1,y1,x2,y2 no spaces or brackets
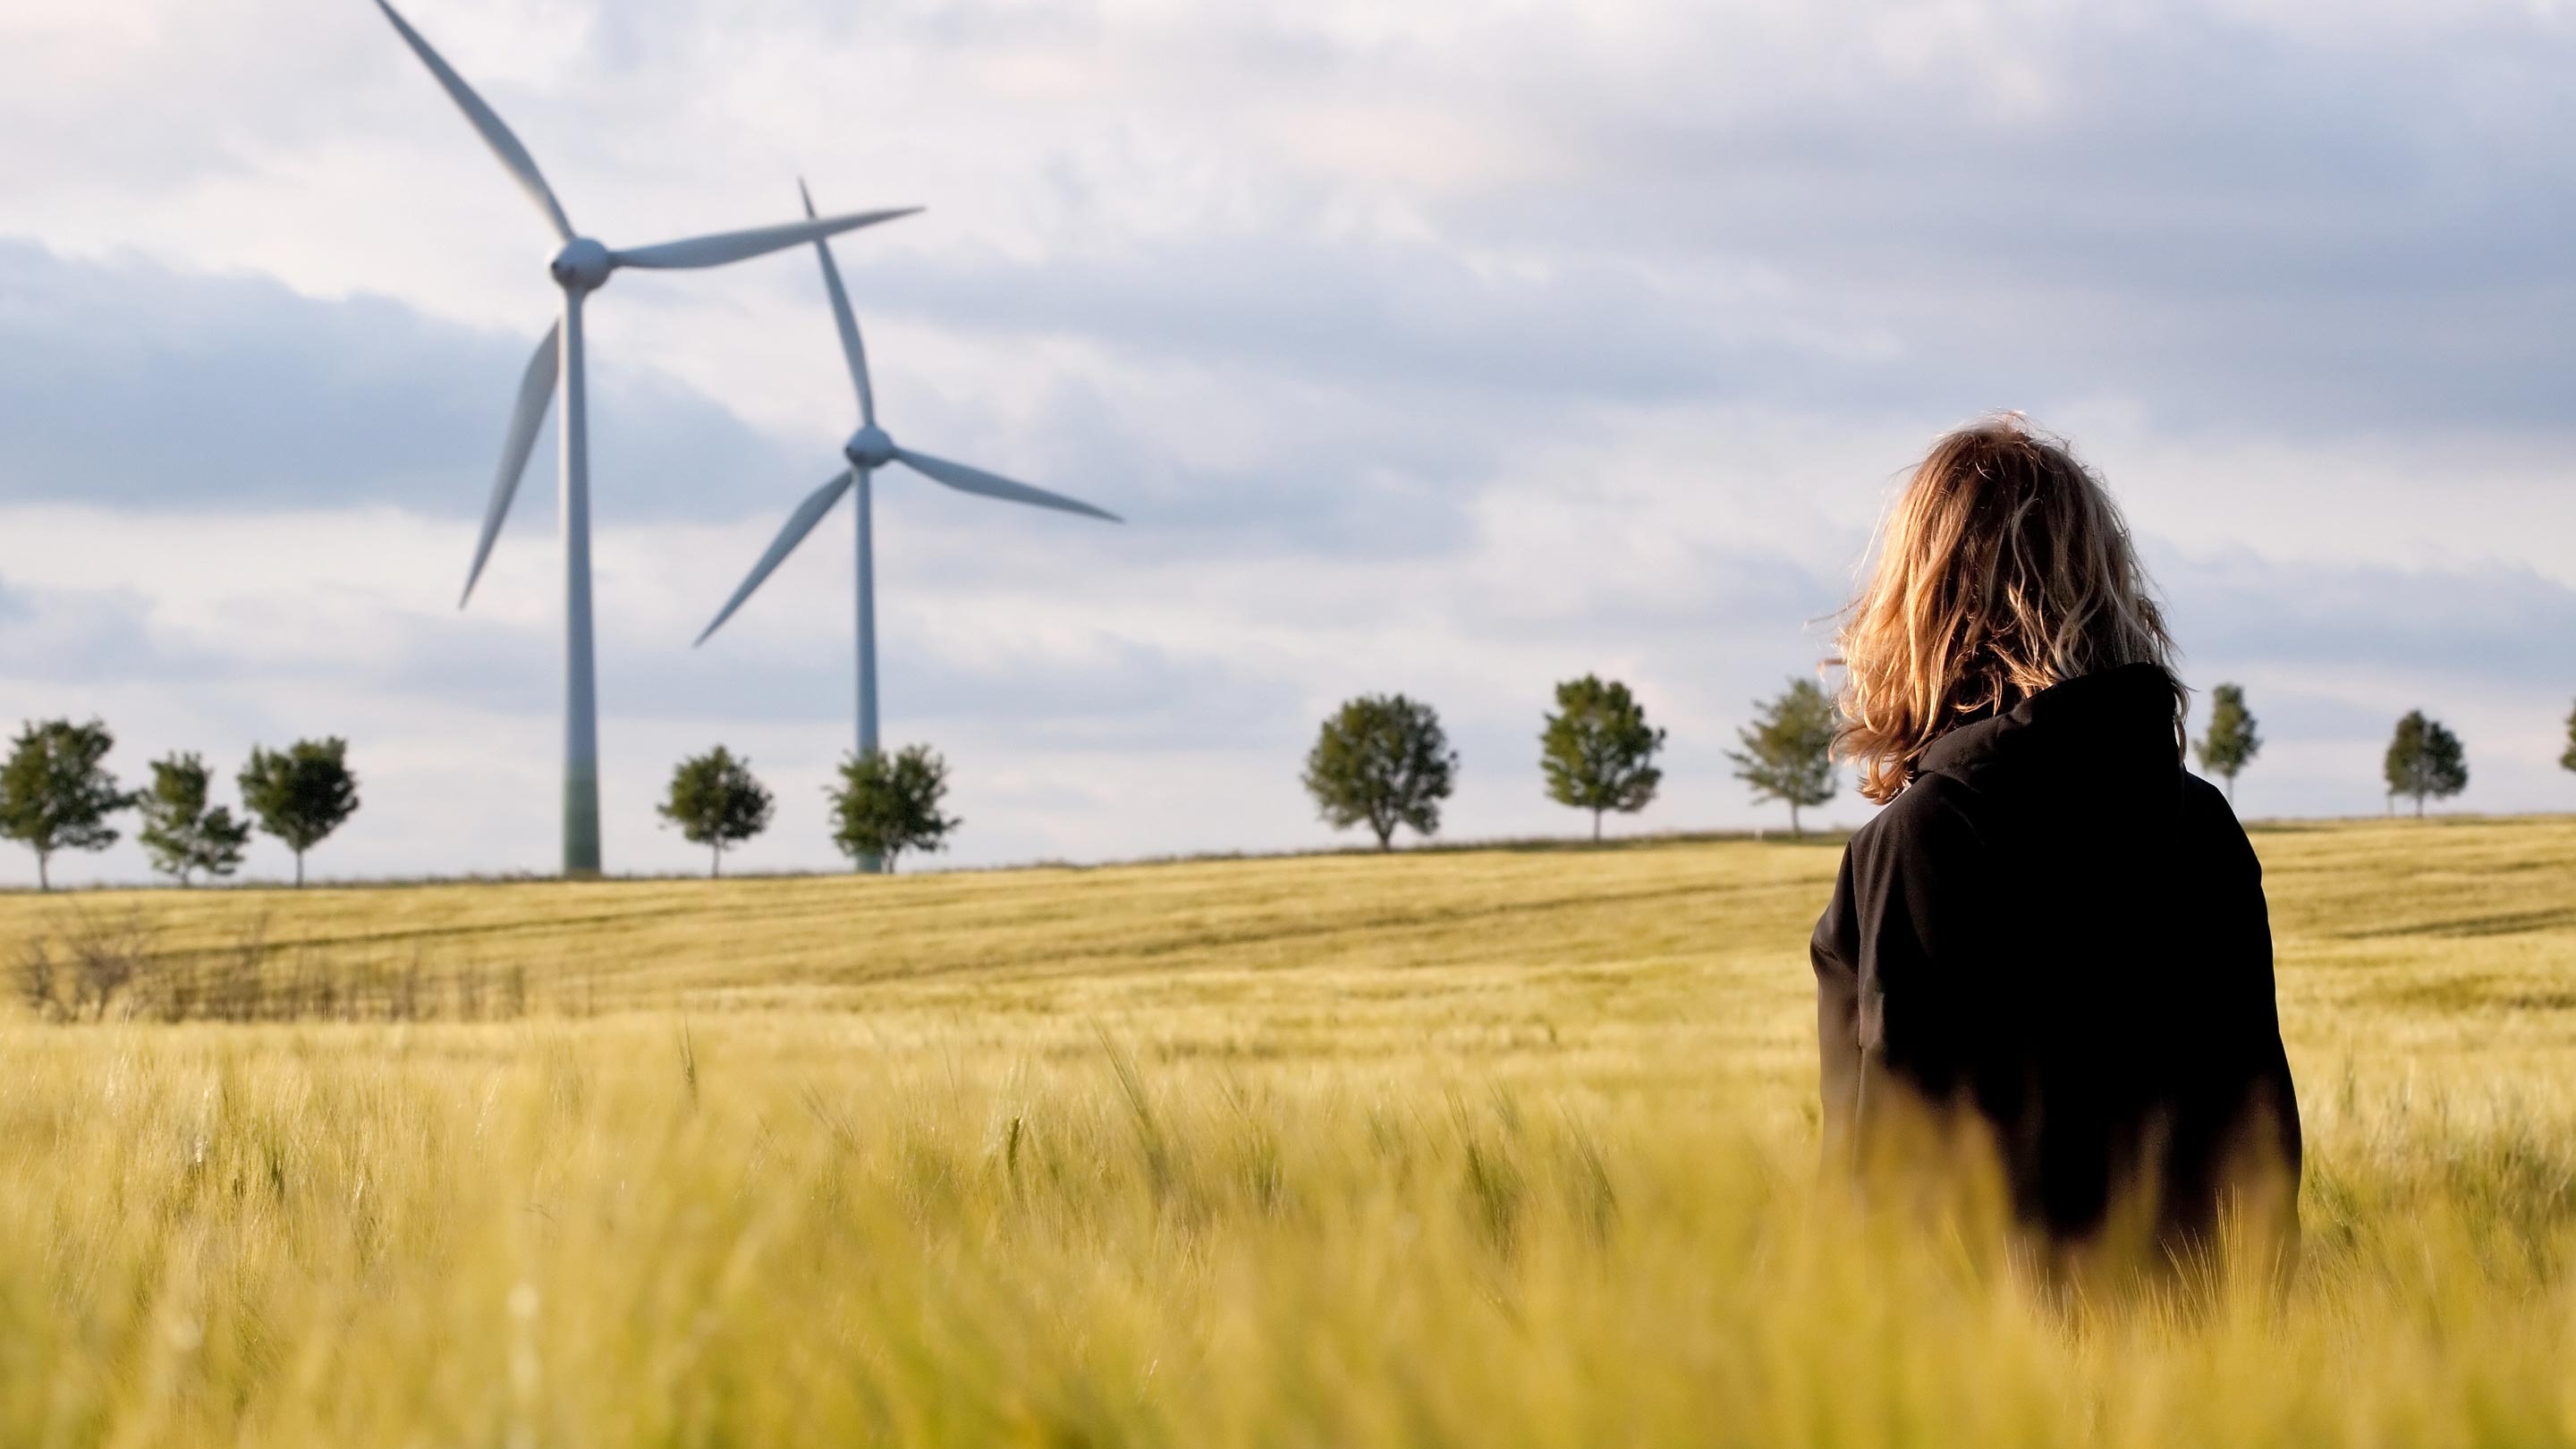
696,182,1121,871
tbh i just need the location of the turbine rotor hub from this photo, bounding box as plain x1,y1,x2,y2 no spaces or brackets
548,237,614,292
843,425,897,470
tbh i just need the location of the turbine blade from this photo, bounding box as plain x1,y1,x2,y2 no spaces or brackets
799,178,875,425
462,320,560,607
369,0,574,242
694,470,857,645
611,208,920,272
894,448,1122,523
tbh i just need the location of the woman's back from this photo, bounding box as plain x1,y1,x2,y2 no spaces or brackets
1810,417,2301,1267
1811,662,2301,1249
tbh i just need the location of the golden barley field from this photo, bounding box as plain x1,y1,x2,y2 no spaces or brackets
4,816,2574,1447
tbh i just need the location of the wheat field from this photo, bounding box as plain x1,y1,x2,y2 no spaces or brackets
3,816,2573,1446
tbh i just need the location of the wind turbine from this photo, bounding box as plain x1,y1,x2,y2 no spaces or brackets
369,0,918,876
694,181,1120,871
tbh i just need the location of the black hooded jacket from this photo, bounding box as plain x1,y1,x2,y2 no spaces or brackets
1810,663,2301,1245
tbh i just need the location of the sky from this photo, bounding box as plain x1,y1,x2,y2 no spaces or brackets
1,0,2572,886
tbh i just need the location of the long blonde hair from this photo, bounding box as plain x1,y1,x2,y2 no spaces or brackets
1834,416,2183,804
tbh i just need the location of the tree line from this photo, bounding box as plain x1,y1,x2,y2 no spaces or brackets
661,680,1829,873
1297,675,1841,851
0,721,360,889
656,743,958,877
6,688,2569,886
1295,680,2576,850
2191,689,2491,818
0,717,959,887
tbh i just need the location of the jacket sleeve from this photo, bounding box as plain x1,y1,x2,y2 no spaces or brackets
1810,849,1865,1167
1809,778,1995,1170
2197,786,2304,1191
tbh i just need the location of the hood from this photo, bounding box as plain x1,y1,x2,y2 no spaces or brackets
1916,663,2185,785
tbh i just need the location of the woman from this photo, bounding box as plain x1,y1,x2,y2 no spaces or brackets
1810,417,2301,1272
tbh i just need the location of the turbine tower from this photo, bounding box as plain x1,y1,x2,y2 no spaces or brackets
695,181,1121,872
369,1,918,876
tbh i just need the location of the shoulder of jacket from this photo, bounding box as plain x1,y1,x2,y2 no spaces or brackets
1849,769,1987,858
2178,771,2264,877
2179,771,2233,815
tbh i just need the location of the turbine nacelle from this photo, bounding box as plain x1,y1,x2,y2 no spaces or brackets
843,425,898,470
548,237,614,292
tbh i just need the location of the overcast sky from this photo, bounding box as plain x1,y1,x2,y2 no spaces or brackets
2,0,2572,886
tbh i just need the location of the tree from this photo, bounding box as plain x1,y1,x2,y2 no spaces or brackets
2561,699,2575,778
828,745,958,873
0,718,131,890
238,738,360,886
138,752,252,887
1539,674,1667,842
659,746,774,878
2192,682,2263,805
1302,694,1458,851
2383,710,2468,818
1726,678,1839,837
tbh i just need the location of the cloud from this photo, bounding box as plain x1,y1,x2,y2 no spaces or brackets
0,239,1524,561
0,576,183,685
2159,547,2576,683
18,0,2576,455
0,241,805,521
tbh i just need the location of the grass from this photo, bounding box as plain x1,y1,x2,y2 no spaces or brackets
3,815,2574,1445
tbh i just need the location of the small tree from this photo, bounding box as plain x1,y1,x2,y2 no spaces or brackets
1727,678,1838,837
2383,710,2468,818
1539,674,1666,842
2561,698,2575,778
659,746,774,878
138,752,252,887
2193,682,2262,805
0,718,130,890
238,738,360,886
828,745,958,874
1303,694,1458,851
